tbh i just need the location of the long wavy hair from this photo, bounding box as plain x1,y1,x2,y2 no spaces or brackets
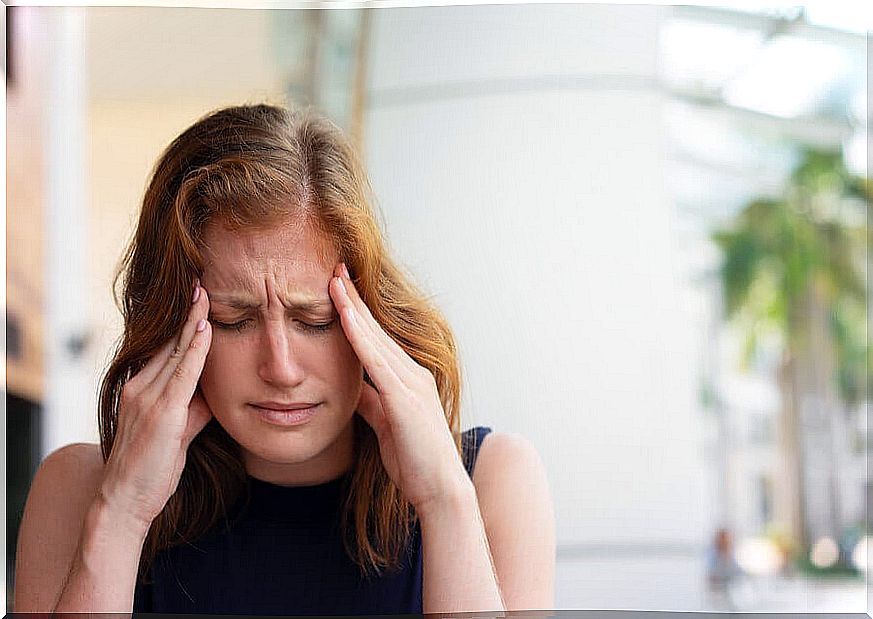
97,103,463,583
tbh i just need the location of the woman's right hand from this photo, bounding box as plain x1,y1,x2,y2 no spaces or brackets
98,281,214,531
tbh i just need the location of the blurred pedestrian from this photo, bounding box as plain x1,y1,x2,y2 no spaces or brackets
705,528,743,611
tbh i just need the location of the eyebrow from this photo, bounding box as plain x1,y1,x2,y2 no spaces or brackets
210,295,334,313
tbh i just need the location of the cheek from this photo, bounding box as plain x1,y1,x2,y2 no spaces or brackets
200,338,247,394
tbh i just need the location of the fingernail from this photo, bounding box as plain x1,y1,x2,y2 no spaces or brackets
192,285,201,304
196,319,207,332
337,276,347,295
341,263,350,279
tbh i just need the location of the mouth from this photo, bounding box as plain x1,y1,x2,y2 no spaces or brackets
251,401,320,411
248,402,321,427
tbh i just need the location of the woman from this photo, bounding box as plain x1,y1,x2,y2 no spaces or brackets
13,103,555,614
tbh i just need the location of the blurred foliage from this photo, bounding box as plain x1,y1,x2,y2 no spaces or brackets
794,555,862,579
712,148,869,408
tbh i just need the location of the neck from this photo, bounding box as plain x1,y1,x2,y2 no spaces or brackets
243,419,356,487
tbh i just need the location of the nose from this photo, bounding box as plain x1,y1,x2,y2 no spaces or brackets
256,318,305,388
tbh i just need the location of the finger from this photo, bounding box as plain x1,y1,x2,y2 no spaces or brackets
356,381,388,438
162,315,212,412
137,280,202,386
331,265,413,372
330,276,403,395
132,336,177,388
155,285,210,389
330,274,421,394
333,264,409,362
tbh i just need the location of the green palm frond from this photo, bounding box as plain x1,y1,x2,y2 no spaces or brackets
711,147,870,406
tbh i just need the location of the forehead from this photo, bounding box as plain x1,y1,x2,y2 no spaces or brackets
200,219,337,283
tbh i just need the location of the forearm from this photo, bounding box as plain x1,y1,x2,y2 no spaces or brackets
419,481,506,615
53,494,150,613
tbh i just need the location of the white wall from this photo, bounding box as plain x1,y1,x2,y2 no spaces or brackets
363,4,709,609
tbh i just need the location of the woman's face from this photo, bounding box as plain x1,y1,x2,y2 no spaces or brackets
198,218,363,485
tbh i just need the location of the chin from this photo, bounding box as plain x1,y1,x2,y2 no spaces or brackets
250,441,322,465
218,408,356,464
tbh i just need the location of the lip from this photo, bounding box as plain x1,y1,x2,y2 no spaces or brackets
251,401,320,411
248,402,321,427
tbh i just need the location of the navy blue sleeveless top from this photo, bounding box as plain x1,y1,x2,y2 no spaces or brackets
133,426,492,614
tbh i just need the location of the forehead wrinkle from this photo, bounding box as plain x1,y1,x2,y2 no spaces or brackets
209,297,335,315
283,297,335,313
209,289,334,313
204,218,337,265
209,295,264,311
200,217,338,314
271,278,335,311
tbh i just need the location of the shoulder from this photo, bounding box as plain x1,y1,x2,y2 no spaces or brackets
44,441,104,470
470,431,551,512
468,431,555,609
33,442,105,495
471,431,545,489
27,441,105,496
14,442,105,612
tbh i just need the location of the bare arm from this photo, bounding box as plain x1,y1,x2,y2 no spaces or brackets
15,282,213,612
13,443,103,613
52,493,151,612
419,432,556,614
473,433,555,610
419,481,506,614
13,444,153,614
327,268,552,612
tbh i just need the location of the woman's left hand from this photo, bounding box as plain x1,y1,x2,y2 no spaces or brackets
329,263,472,514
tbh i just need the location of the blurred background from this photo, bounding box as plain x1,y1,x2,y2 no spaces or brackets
5,1,870,613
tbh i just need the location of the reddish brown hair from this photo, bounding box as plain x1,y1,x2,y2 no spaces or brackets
98,103,463,582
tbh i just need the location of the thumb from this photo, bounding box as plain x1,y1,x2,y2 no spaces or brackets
356,381,388,439
184,388,214,446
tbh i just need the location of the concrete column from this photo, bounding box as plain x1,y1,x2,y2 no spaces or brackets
42,6,94,457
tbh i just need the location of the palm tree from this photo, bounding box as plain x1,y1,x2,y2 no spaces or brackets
712,148,869,556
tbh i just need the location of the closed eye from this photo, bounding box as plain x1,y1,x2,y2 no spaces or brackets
297,320,335,334
210,318,335,335
211,318,253,333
